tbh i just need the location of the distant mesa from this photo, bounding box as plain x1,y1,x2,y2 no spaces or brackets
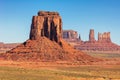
0,42,20,53
98,32,111,42
1,11,98,63
63,29,120,52
88,29,111,43
63,30,79,41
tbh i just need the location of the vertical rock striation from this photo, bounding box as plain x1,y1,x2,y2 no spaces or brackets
29,11,62,43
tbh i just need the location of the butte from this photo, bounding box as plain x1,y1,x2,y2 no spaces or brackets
3,11,100,64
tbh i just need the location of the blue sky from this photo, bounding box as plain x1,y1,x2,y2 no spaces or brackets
0,0,120,45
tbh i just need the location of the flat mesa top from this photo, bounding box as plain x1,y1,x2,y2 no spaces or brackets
38,11,59,16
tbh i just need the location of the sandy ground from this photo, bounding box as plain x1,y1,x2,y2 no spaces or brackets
0,59,120,68
0,60,120,80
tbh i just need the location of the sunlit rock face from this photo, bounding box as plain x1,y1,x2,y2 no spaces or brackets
29,11,62,44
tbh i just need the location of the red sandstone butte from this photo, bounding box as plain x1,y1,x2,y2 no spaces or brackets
1,11,100,63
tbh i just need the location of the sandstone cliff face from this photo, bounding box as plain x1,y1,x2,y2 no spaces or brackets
29,11,62,43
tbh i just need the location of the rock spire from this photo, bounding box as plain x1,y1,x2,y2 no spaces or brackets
89,29,95,42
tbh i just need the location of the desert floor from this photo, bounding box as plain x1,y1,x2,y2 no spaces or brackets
0,52,120,80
